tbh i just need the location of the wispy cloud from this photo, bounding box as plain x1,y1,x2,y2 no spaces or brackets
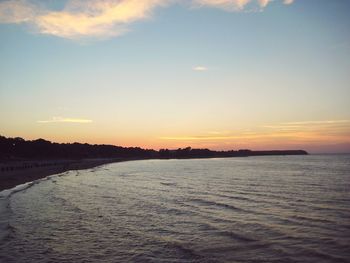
160,119,350,145
283,0,294,5
0,0,168,39
37,117,93,123
206,130,231,135
263,120,350,130
161,135,240,141
193,0,250,11
0,0,294,40
0,0,36,23
192,0,292,11
193,66,208,71
258,0,272,8
281,120,350,125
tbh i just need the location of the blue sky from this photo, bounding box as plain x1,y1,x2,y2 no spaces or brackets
0,0,349,153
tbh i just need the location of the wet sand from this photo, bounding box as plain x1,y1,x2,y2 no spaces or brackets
0,158,135,191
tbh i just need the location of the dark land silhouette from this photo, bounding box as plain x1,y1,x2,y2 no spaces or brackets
0,135,307,190
0,136,307,160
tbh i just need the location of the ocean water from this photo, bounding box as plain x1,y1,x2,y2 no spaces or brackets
0,155,349,263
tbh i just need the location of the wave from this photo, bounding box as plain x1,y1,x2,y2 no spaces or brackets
0,170,78,242
189,198,246,213
1,155,349,262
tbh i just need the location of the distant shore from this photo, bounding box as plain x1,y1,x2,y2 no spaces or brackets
0,136,308,192
0,158,138,191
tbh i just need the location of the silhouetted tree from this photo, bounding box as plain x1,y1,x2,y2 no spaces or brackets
0,135,307,161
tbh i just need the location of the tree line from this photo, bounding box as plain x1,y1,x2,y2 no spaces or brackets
0,135,307,161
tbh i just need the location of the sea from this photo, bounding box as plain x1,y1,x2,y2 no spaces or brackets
0,155,349,263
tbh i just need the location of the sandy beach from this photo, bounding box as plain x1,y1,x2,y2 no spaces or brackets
0,158,134,191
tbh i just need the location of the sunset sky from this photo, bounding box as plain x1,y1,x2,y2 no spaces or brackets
0,0,349,153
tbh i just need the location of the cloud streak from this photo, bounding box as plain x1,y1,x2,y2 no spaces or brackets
0,0,294,39
193,66,208,71
281,120,350,125
263,120,350,130
37,117,93,123
283,0,294,5
0,0,168,39
159,120,350,146
192,0,292,11
193,0,251,11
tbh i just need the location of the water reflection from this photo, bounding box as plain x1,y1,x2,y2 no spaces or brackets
0,155,349,262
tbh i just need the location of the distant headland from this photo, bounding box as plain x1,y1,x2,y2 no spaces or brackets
0,135,307,191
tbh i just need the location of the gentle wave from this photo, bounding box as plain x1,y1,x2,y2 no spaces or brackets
0,155,349,262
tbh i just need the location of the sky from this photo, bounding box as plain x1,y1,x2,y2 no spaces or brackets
0,0,349,153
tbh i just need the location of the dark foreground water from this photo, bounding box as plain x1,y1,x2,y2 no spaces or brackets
0,155,349,263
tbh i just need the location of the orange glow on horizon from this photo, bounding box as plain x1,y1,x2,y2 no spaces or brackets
3,119,349,153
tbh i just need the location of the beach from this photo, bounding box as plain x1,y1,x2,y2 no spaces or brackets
0,158,131,191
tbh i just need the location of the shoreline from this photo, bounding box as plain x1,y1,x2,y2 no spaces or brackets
0,153,308,192
0,158,141,192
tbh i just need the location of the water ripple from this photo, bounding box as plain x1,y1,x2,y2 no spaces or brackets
0,155,349,262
